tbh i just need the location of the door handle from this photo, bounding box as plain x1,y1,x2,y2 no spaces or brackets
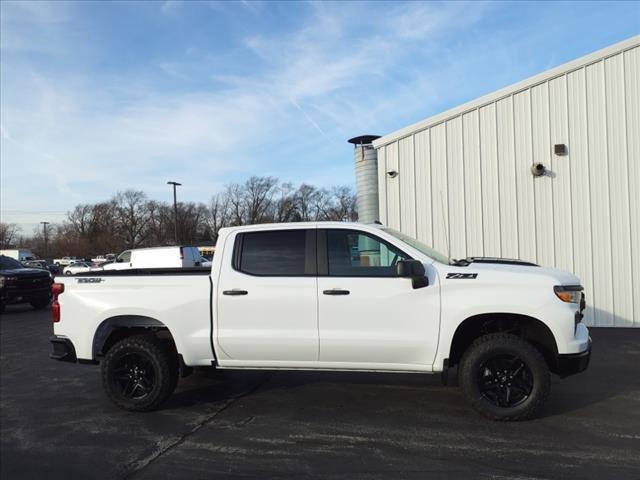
223,289,248,296
323,289,350,296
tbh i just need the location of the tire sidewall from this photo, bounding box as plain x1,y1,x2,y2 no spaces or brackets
460,336,550,420
102,338,172,411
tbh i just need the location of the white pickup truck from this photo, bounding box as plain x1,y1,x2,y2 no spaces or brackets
49,222,591,420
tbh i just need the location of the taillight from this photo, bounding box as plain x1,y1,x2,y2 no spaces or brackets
52,283,65,323
180,247,184,260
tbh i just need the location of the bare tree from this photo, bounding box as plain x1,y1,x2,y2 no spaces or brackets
114,190,152,248
244,176,278,224
0,223,21,248
206,193,231,243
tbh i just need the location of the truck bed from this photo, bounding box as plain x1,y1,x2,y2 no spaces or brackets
54,269,215,365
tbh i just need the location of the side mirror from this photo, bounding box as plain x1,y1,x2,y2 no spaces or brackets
116,258,123,263
397,259,429,289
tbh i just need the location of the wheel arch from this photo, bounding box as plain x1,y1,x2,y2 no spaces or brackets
93,315,176,359
448,313,559,372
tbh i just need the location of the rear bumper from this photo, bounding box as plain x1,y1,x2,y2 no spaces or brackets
557,338,592,377
50,336,77,363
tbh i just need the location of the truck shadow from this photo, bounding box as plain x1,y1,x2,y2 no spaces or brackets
162,328,639,420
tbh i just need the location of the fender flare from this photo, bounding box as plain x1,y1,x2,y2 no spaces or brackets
92,315,166,359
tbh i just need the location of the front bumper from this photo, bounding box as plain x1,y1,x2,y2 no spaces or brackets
50,336,77,363
557,337,592,378
1,287,51,304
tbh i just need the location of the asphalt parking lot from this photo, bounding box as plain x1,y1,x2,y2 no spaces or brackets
1,305,639,479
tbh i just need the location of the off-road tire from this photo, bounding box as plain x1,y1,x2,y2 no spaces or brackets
459,333,550,421
101,334,179,412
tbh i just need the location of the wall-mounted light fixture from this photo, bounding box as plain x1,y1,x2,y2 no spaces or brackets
387,170,398,178
554,144,568,156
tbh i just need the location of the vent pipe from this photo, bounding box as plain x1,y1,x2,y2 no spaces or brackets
348,135,380,224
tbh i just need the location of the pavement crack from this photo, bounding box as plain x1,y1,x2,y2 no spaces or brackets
121,380,266,479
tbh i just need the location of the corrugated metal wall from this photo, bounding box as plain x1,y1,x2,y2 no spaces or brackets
376,41,639,327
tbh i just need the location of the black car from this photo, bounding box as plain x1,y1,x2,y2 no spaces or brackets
0,255,53,313
23,260,60,276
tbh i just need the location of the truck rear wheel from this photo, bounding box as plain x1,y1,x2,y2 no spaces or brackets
101,335,179,412
458,333,550,421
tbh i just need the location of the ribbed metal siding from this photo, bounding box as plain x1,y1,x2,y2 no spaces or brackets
377,43,640,327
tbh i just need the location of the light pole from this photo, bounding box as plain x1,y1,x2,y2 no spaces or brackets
167,181,181,244
40,221,50,258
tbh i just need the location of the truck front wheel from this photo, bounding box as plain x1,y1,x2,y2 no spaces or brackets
459,333,550,421
101,335,178,412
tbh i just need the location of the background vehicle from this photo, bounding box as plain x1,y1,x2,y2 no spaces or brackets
54,257,80,267
50,222,590,420
0,249,36,262
63,262,102,276
102,246,201,271
92,254,116,264
0,255,52,313
23,260,60,276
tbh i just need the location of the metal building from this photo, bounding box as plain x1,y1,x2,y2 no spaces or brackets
365,36,639,327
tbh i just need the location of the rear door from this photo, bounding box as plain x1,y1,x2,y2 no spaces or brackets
216,227,319,363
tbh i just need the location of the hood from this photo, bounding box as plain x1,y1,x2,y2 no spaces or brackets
0,268,51,277
444,257,581,286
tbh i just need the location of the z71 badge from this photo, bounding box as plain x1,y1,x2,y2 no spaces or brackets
446,273,478,279
76,278,104,283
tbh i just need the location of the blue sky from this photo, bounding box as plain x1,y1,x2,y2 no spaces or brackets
1,0,638,233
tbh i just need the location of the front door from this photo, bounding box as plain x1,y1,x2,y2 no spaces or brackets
317,228,440,369
216,227,319,363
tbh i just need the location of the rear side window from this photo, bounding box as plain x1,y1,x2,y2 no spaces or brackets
235,230,312,276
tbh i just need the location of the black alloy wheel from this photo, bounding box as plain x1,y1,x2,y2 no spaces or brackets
110,352,156,400
459,333,550,421
101,335,178,411
477,354,533,408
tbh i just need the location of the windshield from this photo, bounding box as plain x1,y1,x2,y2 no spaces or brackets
0,256,25,270
380,228,451,265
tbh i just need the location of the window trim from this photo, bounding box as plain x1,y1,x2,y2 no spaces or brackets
317,228,413,278
232,229,317,277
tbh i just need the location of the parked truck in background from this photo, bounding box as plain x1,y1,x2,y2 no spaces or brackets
49,222,591,421
1,255,52,313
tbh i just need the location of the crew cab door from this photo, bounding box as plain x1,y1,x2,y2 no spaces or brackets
317,228,440,369
216,227,319,363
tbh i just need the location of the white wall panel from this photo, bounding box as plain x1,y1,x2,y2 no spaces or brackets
513,90,537,263
479,104,501,257
605,53,634,326
446,118,466,259
549,76,574,273
496,97,519,259
414,130,433,246
567,67,595,326
398,137,416,237
385,144,400,230
375,39,640,327
586,61,614,326
624,47,640,329
430,124,449,255
462,110,484,256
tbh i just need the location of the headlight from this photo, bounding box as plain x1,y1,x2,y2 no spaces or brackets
554,285,584,304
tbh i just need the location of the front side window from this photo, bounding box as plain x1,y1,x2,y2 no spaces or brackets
326,230,409,277
118,251,131,263
237,230,310,276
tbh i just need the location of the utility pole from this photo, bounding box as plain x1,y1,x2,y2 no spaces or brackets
167,181,181,244
40,221,50,258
